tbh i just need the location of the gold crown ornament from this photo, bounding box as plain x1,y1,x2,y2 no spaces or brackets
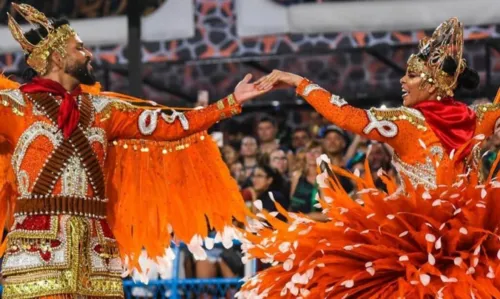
7,3,76,75
407,17,466,100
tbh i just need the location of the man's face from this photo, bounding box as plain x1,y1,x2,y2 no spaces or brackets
292,130,310,150
368,143,391,171
63,35,96,85
323,131,346,155
257,121,277,143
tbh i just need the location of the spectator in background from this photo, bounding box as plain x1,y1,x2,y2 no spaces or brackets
194,238,242,299
291,126,311,153
320,125,349,166
240,136,259,186
476,97,500,179
367,142,395,191
343,134,370,164
481,127,500,180
224,118,245,150
289,140,328,222
290,140,353,221
269,148,291,197
307,111,327,137
222,145,239,165
247,164,289,219
346,151,367,200
269,149,289,175
230,161,246,187
257,116,280,155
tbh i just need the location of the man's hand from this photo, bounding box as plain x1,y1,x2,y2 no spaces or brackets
233,73,271,104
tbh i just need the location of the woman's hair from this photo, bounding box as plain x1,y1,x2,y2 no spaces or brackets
256,163,283,192
441,56,480,90
417,52,480,91
298,139,325,173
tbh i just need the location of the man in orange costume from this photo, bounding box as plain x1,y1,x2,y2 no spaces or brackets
0,3,268,298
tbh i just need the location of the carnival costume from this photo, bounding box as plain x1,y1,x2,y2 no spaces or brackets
238,18,500,298
0,4,247,298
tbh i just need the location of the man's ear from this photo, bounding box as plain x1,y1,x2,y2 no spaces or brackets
49,50,64,70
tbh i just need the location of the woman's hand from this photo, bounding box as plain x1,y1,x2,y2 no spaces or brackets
254,70,303,91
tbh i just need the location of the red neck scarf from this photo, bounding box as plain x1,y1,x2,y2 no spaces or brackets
413,98,476,161
20,77,82,139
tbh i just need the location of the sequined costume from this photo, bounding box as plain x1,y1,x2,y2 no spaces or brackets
0,4,248,298
238,18,500,298
0,78,246,298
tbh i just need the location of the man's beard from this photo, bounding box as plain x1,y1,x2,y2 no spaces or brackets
65,58,96,85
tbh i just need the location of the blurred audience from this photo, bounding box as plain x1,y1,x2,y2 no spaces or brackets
257,116,280,155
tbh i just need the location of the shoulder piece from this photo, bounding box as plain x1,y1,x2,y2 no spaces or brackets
0,89,25,106
368,106,427,132
0,89,26,116
89,94,135,112
89,94,137,120
471,103,500,122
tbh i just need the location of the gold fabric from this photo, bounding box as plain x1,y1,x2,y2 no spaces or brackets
2,217,123,298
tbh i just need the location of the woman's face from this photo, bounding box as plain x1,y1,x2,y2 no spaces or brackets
222,145,238,165
230,162,245,183
240,137,258,157
251,167,273,193
305,146,322,166
400,57,437,107
270,150,288,174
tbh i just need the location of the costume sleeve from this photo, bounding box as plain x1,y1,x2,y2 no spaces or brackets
103,94,241,141
473,89,500,137
296,78,427,154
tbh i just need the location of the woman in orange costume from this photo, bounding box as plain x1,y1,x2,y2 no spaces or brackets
0,3,271,298
237,18,500,298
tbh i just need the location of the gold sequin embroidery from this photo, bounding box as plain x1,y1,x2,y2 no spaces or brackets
473,103,500,122
369,107,428,132
0,89,26,116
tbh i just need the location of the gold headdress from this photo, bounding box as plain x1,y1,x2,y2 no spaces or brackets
407,17,466,100
7,3,75,75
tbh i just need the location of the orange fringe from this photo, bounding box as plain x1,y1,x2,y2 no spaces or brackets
105,132,247,271
239,145,500,298
99,89,249,271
